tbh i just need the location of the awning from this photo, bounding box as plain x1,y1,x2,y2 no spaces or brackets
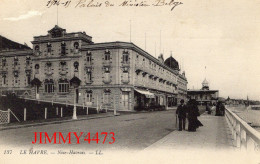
134,89,155,98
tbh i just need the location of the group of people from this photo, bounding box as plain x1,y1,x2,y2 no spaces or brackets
206,102,225,116
176,99,203,132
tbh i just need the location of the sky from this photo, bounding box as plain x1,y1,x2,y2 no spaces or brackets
0,0,260,100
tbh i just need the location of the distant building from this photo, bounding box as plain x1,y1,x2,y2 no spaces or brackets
0,25,188,111
187,79,219,106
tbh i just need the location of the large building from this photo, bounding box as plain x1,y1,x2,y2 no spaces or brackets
187,79,219,106
0,25,188,111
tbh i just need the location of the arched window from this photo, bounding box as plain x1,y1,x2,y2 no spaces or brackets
35,64,40,74
74,61,79,71
74,42,79,49
35,45,39,51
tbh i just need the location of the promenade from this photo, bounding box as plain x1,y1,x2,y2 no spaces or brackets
145,113,235,151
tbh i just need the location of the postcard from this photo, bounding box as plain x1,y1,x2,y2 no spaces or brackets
0,0,260,163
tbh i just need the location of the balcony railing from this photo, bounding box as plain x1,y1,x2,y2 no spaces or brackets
225,106,260,152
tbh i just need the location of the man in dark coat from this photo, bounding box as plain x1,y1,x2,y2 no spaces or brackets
176,99,187,131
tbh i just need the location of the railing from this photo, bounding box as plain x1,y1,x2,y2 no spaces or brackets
21,97,99,111
225,106,260,152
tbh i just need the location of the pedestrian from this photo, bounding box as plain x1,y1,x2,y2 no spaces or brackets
176,99,187,131
187,99,202,132
211,103,216,115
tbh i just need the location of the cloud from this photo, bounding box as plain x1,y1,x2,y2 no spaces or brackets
3,10,42,21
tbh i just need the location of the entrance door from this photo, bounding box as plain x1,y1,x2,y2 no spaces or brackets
122,92,129,110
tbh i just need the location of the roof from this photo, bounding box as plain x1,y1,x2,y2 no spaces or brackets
0,35,31,51
81,41,181,76
202,78,209,85
187,89,218,94
164,56,179,71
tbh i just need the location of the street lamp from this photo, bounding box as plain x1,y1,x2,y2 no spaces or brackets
70,76,81,120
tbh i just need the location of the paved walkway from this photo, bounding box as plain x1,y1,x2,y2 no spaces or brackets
145,113,235,151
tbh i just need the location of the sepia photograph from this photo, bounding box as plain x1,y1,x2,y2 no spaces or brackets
0,0,260,163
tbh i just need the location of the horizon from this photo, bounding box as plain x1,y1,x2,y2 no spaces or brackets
0,0,260,101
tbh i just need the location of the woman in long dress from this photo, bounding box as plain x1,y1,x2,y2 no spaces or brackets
187,99,203,132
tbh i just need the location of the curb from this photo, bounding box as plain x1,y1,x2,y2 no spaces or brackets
0,113,116,131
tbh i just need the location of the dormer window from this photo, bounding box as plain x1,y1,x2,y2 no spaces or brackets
61,42,66,55
104,50,110,60
74,42,79,49
47,43,52,53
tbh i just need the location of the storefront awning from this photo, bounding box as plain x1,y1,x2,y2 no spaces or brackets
134,89,155,98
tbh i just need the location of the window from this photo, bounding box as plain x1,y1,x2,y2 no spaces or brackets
74,61,79,71
74,42,79,49
47,43,52,53
105,50,110,60
2,74,6,85
26,57,31,66
58,79,69,93
35,45,39,51
44,79,54,93
27,74,31,85
60,61,66,71
86,53,92,64
35,64,40,74
61,42,66,55
103,90,110,105
2,58,6,68
85,91,92,104
87,72,92,81
123,53,129,63
86,68,92,82
14,57,18,67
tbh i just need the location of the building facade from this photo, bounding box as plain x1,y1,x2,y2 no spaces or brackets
187,79,219,106
0,26,188,111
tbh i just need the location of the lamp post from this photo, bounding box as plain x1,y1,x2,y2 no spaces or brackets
72,87,77,120
70,76,81,120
